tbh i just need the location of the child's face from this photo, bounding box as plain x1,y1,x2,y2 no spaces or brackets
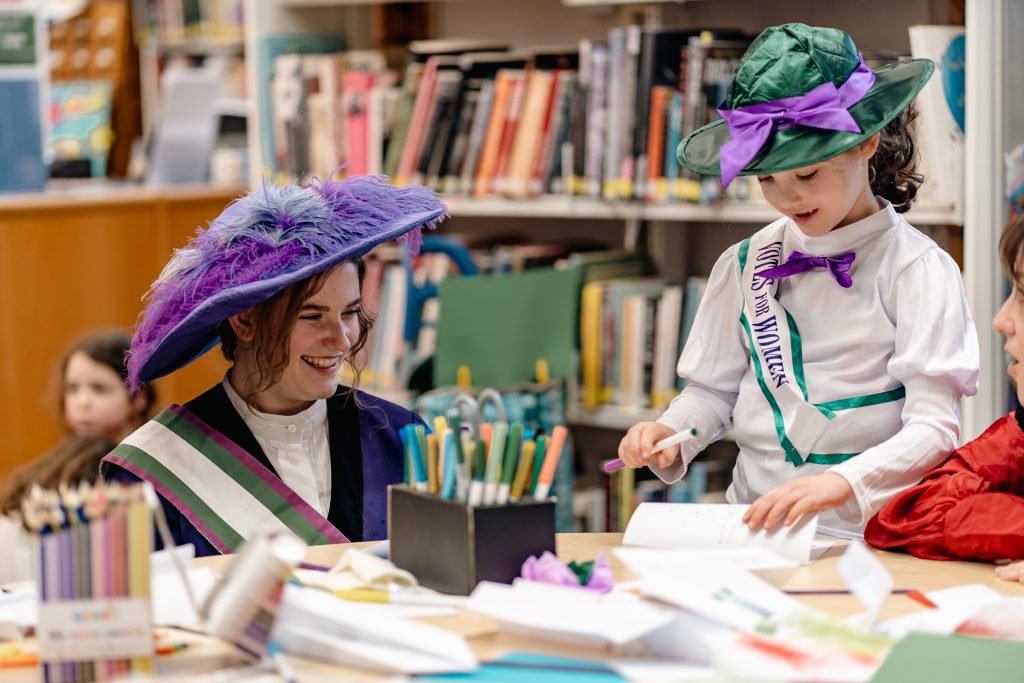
63,351,135,440
993,284,1024,404
256,262,363,415
755,140,879,237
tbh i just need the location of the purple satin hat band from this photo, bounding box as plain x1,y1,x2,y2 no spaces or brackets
717,54,877,188
756,250,857,289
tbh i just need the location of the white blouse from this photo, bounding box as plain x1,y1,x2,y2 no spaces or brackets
223,376,332,517
652,200,980,533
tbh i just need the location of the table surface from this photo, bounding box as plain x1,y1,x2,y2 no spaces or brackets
13,533,1024,682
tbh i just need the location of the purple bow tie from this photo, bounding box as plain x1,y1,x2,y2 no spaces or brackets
716,55,876,188
755,250,857,288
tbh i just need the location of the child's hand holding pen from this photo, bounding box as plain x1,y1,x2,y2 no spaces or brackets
611,422,696,471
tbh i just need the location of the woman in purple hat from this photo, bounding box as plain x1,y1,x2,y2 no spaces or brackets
101,176,446,556
616,24,979,538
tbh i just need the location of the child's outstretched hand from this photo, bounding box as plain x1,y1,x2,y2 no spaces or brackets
618,421,678,469
995,561,1024,583
743,473,854,532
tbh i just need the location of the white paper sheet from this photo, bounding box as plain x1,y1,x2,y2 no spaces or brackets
272,584,476,675
623,503,817,564
150,544,218,628
878,583,1008,639
0,587,36,639
467,580,676,647
613,545,799,587
639,561,808,633
836,541,892,625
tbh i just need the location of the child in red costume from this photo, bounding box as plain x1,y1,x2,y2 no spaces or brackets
865,214,1024,582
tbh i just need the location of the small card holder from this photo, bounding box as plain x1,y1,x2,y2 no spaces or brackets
388,485,556,596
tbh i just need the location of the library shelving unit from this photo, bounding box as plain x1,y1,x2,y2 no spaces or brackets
241,0,1012,446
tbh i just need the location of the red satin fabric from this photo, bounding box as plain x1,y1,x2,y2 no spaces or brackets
865,412,1024,561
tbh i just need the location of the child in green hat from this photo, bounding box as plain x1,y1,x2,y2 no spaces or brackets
617,23,979,537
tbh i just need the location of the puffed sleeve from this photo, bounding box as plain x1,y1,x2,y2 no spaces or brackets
651,244,749,482
830,246,980,525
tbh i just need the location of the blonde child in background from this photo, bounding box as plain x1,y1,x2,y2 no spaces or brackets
617,23,979,537
0,331,156,583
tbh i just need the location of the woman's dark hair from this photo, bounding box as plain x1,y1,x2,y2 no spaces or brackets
58,330,157,429
1000,213,1024,290
218,257,376,405
869,103,924,213
0,435,114,515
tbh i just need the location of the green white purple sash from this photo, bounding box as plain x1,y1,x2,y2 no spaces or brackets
738,223,905,466
104,405,348,553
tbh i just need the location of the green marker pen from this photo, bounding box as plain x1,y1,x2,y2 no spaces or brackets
496,422,523,504
483,421,508,505
468,437,487,506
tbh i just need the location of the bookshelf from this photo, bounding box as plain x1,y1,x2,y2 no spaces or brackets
444,196,961,225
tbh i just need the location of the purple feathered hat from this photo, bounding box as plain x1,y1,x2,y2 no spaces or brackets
127,175,447,389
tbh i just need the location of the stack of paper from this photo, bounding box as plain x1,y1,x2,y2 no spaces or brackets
272,584,477,674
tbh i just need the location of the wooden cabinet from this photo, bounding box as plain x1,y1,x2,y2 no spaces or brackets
0,185,241,477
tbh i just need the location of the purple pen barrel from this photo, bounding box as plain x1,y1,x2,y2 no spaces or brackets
603,459,626,473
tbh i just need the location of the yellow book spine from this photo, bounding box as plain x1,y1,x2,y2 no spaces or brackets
580,282,604,409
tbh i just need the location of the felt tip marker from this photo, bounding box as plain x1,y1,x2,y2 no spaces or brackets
483,421,508,505
468,439,486,506
533,425,568,500
496,423,523,505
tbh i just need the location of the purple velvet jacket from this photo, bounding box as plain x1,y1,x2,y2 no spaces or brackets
102,383,424,557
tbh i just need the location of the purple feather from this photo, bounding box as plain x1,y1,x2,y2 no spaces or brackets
127,176,446,389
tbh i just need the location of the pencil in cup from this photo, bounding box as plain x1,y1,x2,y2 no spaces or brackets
603,428,698,473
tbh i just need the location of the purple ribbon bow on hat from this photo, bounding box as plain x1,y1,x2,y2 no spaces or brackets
717,55,876,188
756,250,857,288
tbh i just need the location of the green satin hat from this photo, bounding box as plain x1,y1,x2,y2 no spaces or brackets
678,23,934,185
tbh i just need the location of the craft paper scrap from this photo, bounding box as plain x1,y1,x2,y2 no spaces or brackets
837,542,892,625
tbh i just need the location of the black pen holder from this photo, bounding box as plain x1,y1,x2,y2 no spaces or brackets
388,485,557,596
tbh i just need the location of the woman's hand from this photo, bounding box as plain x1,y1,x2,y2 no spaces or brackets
617,421,678,469
995,560,1024,583
743,472,855,532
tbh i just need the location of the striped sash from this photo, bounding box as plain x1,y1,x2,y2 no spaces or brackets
738,224,906,466
104,405,348,554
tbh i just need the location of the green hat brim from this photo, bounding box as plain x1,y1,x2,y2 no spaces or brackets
677,58,935,178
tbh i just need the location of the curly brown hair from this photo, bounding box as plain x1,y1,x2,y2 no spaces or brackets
219,258,376,405
868,104,924,214
1000,213,1024,291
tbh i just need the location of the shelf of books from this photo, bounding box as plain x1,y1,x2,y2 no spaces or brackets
249,22,964,232
443,195,959,226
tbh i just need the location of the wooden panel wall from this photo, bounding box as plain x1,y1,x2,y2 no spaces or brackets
0,186,242,478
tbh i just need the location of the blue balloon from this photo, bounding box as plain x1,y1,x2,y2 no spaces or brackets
942,34,966,134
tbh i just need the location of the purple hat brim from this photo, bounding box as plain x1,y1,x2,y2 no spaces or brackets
136,206,445,384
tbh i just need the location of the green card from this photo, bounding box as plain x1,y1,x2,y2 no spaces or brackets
0,14,36,66
434,265,582,388
870,633,1024,683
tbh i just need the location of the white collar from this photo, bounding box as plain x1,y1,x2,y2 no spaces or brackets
786,197,899,255
222,373,328,442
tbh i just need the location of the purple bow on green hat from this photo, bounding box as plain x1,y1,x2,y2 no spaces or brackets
717,55,876,188
756,250,857,288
